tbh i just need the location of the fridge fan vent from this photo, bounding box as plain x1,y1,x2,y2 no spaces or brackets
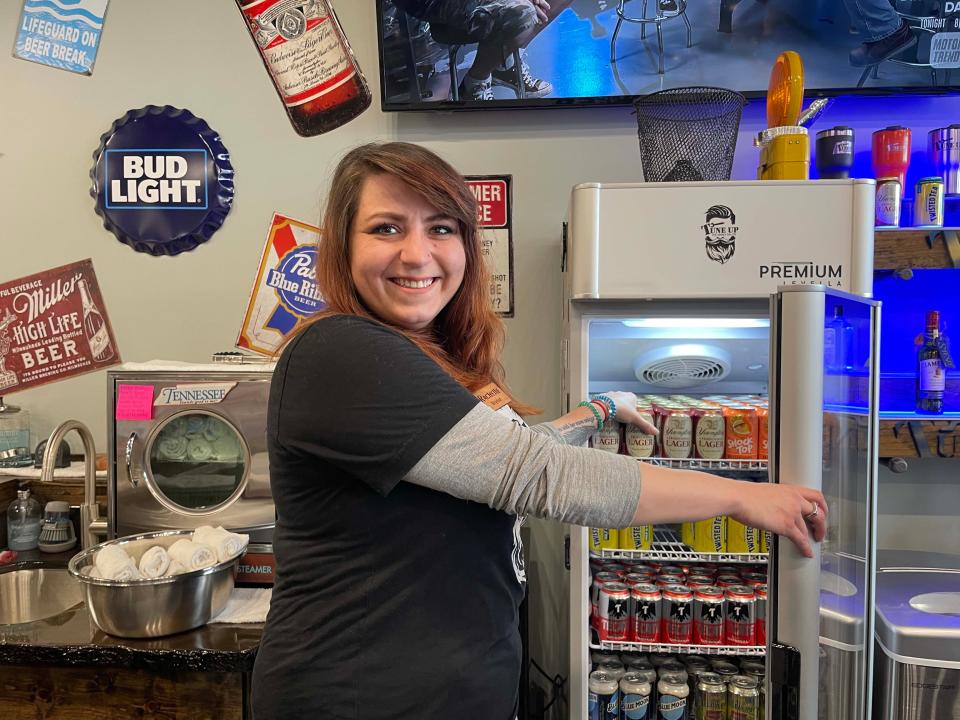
634,345,731,389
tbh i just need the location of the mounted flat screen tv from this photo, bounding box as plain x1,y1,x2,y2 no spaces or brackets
377,0,960,110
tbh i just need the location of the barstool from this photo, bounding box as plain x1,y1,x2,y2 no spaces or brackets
610,0,692,75
430,24,525,100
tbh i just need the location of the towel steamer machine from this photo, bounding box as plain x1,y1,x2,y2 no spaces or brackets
108,356,275,586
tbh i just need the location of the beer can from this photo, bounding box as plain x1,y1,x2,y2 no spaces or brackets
625,572,656,587
592,649,622,666
623,562,658,575
683,655,711,673
715,574,742,589
715,565,739,576
598,582,631,641
649,652,673,667
631,583,662,643
597,661,627,681
727,675,760,720
659,565,684,576
686,577,715,591
591,572,621,628
621,672,653,719
660,584,694,644
875,177,902,227
755,584,768,645
727,519,762,554
693,586,726,645
620,525,654,551
626,405,657,458
740,572,767,588
914,176,945,227
692,406,726,459
739,660,766,682
627,655,654,671
725,585,758,646
601,562,629,577
723,406,758,460
656,574,686,588
592,417,624,454
590,527,620,553
659,660,688,685
756,406,769,461
588,670,620,720
656,672,690,720
692,516,727,553
660,407,693,459
695,671,727,720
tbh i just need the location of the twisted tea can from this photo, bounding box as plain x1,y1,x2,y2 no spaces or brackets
728,675,760,720
656,672,690,720
588,670,620,720
621,672,653,719
914,177,945,227
661,584,694,644
695,671,727,720
693,586,725,645
631,583,662,643
725,585,757,646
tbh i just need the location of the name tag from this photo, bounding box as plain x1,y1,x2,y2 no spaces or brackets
473,382,510,411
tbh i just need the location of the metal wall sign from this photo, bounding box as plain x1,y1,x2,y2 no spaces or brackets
466,175,514,317
13,0,109,75
237,213,324,356
0,259,120,394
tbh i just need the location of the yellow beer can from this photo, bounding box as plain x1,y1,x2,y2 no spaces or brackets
728,518,762,553
589,527,619,552
692,516,727,553
619,525,653,550
681,522,696,547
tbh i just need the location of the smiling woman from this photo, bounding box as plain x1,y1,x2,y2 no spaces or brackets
252,142,828,720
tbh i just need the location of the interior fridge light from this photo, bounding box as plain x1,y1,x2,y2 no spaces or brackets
622,318,770,329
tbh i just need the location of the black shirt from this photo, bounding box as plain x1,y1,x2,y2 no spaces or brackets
252,316,526,720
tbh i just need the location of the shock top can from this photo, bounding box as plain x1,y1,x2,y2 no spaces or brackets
725,585,757,646
620,672,653,720
660,584,694,644
695,671,727,720
727,674,761,720
631,583,662,643
656,672,690,720
693,586,726,645
588,670,620,720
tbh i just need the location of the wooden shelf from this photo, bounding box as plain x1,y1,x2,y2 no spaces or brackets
875,228,960,271
879,419,960,459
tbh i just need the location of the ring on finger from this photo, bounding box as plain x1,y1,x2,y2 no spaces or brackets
803,503,819,521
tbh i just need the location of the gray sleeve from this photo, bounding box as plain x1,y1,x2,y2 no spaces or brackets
403,403,641,528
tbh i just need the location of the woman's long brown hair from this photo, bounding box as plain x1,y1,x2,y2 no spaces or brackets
303,142,538,416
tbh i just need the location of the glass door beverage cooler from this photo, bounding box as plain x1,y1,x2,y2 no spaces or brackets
562,180,880,720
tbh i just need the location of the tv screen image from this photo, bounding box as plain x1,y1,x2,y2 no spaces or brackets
377,0,960,109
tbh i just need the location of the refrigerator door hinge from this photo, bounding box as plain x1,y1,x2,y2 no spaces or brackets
561,221,568,273
769,641,802,720
564,534,570,570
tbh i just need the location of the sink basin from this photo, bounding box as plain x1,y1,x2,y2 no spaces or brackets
0,565,84,625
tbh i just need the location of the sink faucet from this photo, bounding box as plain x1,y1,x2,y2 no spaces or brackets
39,420,108,549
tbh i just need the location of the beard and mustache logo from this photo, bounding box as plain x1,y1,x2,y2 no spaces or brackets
702,205,739,265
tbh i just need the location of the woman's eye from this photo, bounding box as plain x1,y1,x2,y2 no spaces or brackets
432,225,457,235
372,224,399,235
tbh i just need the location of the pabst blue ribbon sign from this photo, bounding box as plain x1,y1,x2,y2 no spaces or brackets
91,105,234,255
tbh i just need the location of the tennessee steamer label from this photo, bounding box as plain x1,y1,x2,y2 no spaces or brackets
240,0,355,106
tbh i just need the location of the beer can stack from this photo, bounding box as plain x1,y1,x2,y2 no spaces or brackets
590,558,767,648
588,650,766,720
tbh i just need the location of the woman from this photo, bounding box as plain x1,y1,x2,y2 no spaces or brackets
251,142,826,720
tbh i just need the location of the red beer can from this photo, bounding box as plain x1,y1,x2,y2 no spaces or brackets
591,572,621,629
725,585,757,646
656,574,685,588
630,583,662,643
661,584,694,644
598,582,631,641
755,584,768,645
693,586,726,645
741,572,767,588
686,577,715,590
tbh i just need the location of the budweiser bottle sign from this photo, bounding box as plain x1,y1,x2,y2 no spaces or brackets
237,0,371,136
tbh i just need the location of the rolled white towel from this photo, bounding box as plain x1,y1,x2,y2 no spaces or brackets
138,545,171,579
164,558,186,577
192,525,249,563
168,539,217,571
95,544,141,581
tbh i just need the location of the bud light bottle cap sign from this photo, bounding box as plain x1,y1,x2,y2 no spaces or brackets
91,105,235,256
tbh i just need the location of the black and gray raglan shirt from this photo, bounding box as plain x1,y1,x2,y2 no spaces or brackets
252,316,642,720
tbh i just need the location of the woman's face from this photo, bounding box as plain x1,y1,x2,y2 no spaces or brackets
349,173,466,332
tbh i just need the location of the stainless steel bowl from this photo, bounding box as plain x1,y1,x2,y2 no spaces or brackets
67,529,237,638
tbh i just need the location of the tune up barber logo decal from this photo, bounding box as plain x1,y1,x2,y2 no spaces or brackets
701,205,738,264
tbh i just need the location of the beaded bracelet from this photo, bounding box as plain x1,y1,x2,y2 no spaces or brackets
577,401,604,432
594,394,617,422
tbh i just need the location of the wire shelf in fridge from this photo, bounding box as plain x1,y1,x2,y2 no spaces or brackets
594,528,769,564
643,457,768,473
590,640,766,656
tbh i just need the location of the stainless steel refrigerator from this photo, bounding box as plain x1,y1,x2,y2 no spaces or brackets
562,180,880,720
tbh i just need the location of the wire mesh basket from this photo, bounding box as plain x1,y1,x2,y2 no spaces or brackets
633,87,747,182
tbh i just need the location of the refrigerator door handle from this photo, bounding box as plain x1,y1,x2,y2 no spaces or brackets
770,641,802,720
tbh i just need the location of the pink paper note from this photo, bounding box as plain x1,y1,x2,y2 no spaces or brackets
115,384,154,421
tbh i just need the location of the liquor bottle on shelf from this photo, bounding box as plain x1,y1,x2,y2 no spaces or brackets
916,310,954,414
823,304,854,374
236,0,372,137
77,279,114,362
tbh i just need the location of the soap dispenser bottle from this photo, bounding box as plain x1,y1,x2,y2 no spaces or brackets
6,487,41,551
